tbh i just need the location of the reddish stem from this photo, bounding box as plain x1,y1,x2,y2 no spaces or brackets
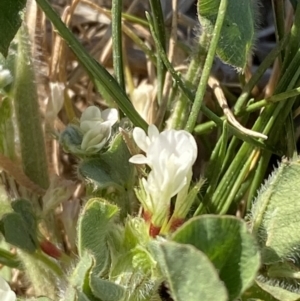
143,210,152,223
149,223,161,237
170,217,185,232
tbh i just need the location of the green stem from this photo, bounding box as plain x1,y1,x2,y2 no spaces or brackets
220,151,256,214
194,117,225,135
255,50,300,138
195,39,289,135
219,121,229,170
147,15,271,150
196,132,225,214
246,151,270,211
247,94,298,211
241,86,300,114
0,248,22,269
281,2,300,73
122,25,157,64
112,0,125,91
271,0,285,63
194,84,300,134
149,0,167,105
220,135,241,176
232,170,254,209
17,250,63,299
185,0,228,132
207,141,254,214
234,36,288,114
285,112,297,158
34,250,65,277
208,48,300,214
171,32,210,129
121,13,149,27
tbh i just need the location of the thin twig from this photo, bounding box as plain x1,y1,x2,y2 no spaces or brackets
208,77,268,140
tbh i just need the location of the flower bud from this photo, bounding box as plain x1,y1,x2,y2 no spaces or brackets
79,106,118,154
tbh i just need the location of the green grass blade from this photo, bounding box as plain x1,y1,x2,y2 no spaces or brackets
185,0,228,132
149,0,167,105
112,0,125,91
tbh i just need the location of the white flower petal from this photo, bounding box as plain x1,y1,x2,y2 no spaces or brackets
79,106,118,153
129,154,148,165
0,291,16,301
80,106,102,123
80,120,103,133
101,108,119,125
0,277,10,291
50,82,65,115
0,291,17,301
0,277,16,301
81,125,111,152
46,82,65,121
147,124,160,141
169,175,187,197
132,127,150,152
84,141,108,153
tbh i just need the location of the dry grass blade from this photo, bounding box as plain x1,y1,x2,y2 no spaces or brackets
0,153,46,195
208,76,268,140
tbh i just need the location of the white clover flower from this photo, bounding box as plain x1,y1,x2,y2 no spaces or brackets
79,106,118,153
129,125,197,229
0,276,16,301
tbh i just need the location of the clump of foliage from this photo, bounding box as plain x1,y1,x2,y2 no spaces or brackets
1,0,300,300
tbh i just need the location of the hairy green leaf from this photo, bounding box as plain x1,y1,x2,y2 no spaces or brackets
250,157,300,264
0,212,37,252
12,199,37,243
14,26,49,189
77,198,119,275
172,215,260,300
242,280,300,301
79,134,134,191
197,0,257,70
77,292,93,301
70,252,93,289
150,241,228,301
89,274,124,301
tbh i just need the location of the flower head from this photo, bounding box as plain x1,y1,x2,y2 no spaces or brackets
0,277,16,301
129,125,197,232
79,106,118,153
